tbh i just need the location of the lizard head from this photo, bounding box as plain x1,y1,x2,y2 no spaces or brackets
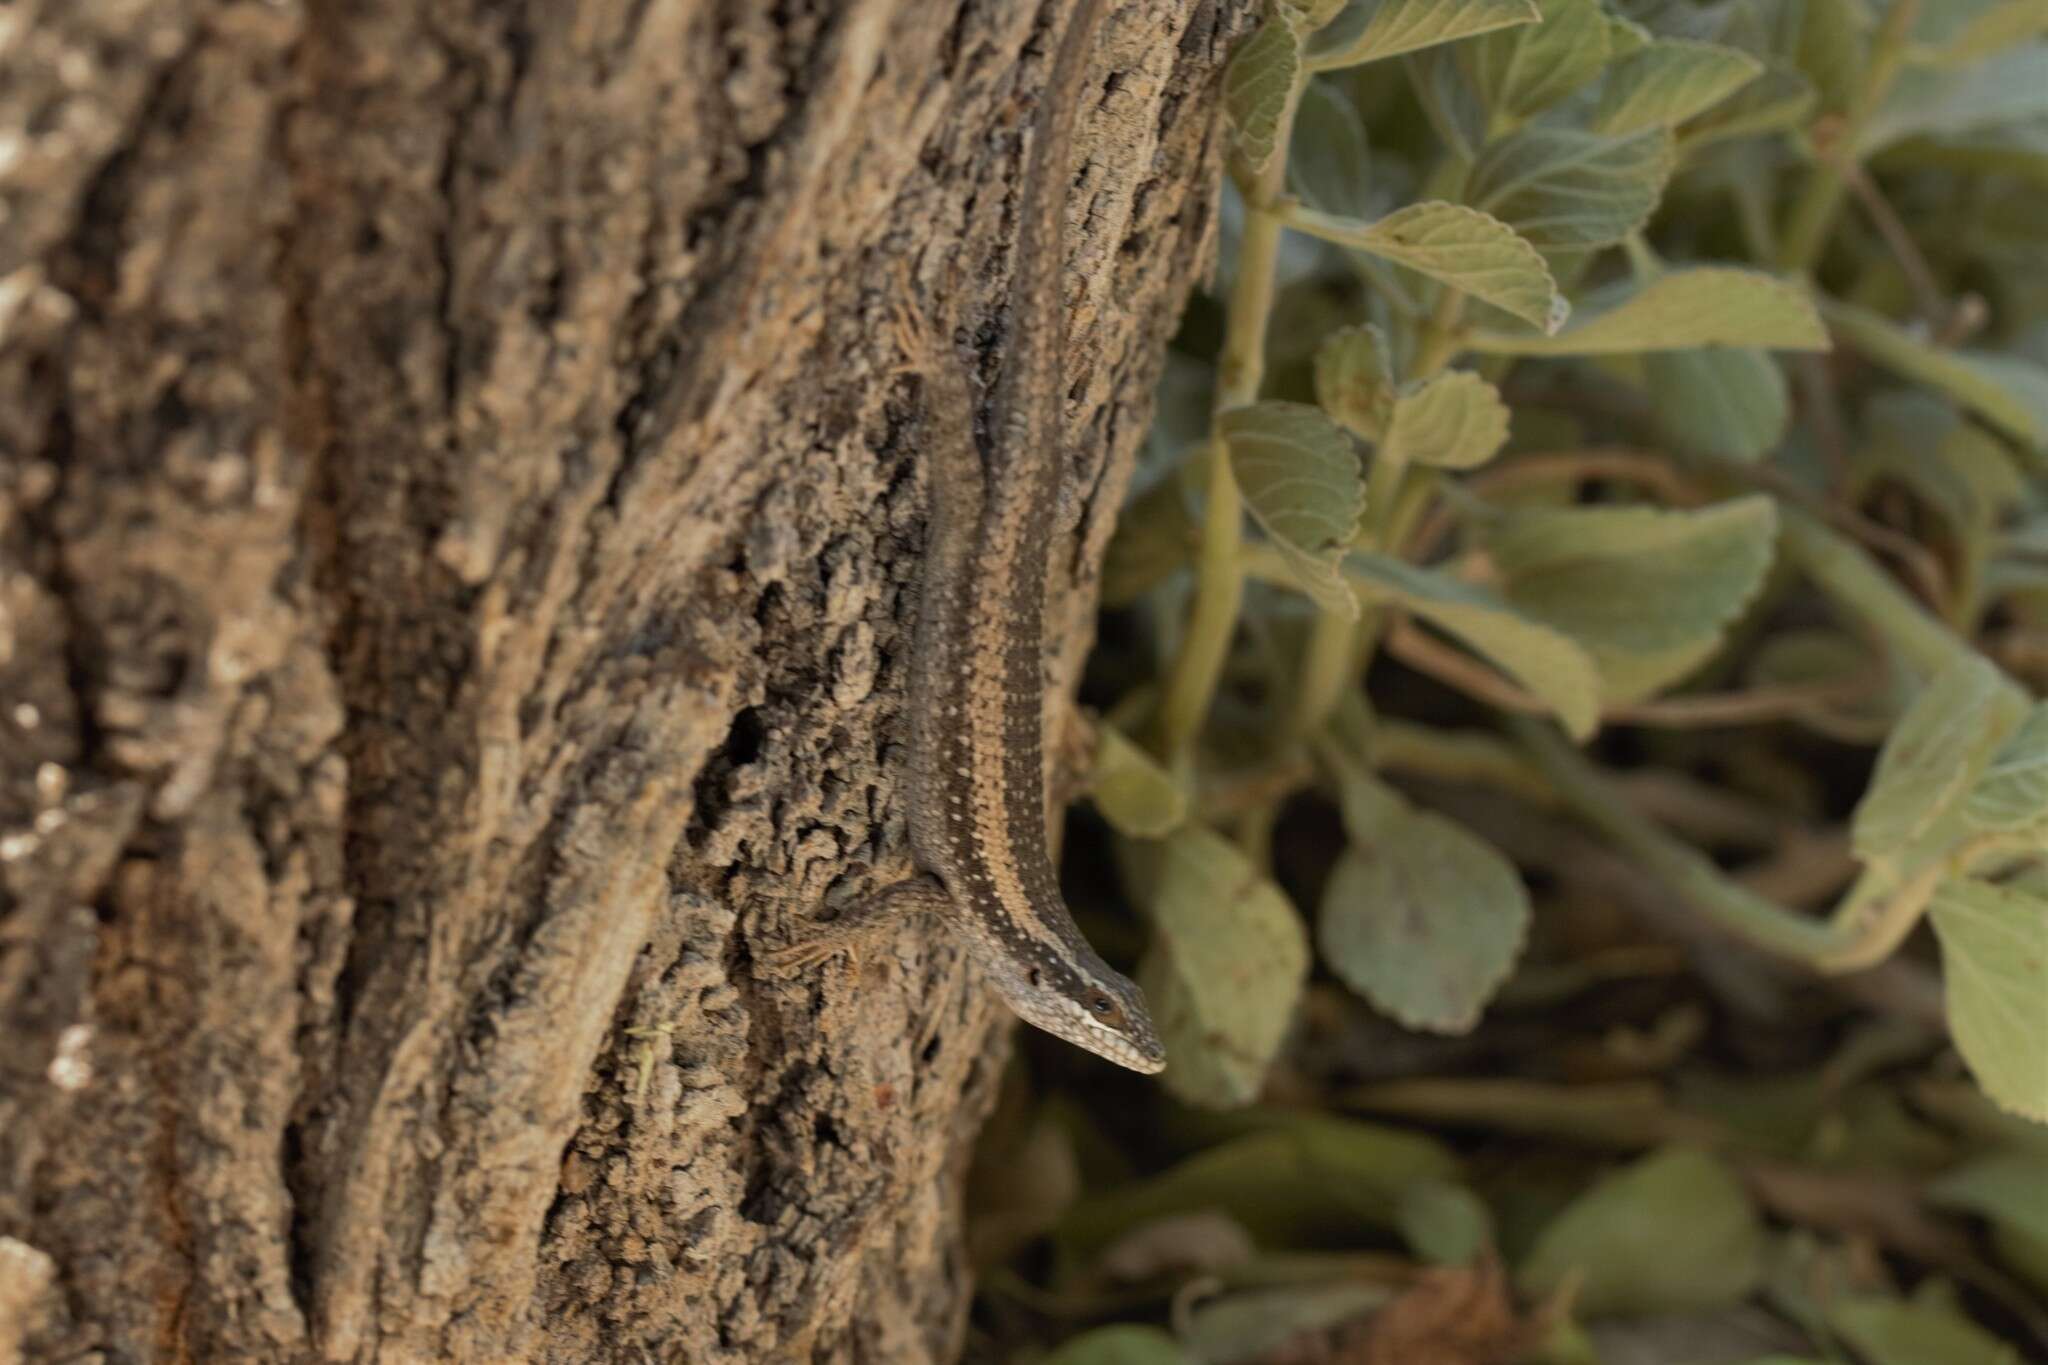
996,950,1167,1075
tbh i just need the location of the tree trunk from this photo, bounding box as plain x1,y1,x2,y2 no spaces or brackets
0,1,1236,1360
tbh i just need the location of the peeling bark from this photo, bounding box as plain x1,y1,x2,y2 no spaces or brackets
0,1,1237,1360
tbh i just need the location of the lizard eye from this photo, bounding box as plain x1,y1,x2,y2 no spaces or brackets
1082,988,1124,1025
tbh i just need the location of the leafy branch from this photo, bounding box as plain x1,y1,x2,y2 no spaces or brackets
1087,0,2048,1133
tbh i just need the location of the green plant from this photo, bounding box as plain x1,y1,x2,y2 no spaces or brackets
1084,0,2048,1126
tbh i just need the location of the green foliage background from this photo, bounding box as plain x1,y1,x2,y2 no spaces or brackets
971,1,2048,1361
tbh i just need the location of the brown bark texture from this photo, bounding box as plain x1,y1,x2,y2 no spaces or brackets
0,1,1236,1360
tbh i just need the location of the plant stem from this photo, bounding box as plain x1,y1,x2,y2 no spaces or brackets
1514,716,2035,976
1523,716,1900,970
1384,471,1441,555
1410,287,1468,379
1157,435,1247,766
1286,607,1370,744
1779,507,2002,688
1512,718,1858,967
1364,447,1410,544
1778,0,1922,272
1283,410,1421,743
1374,719,1556,804
1157,56,1305,762
1282,280,1474,743
1508,498,2036,981
1214,201,1287,412
1844,162,1951,327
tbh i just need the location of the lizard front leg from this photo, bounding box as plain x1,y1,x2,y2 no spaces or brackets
755,873,954,976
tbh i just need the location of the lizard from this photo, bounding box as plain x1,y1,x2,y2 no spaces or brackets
762,0,1166,1075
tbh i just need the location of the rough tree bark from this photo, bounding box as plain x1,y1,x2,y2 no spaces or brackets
0,1,1239,1360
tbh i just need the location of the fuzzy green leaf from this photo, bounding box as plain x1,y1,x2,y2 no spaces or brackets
1518,1147,1764,1315
1603,12,1650,59
1798,0,1869,116
1686,60,1820,146
1404,45,1490,159
1290,79,1374,220
1315,324,1397,440
1127,827,1311,1108
1468,127,1676,251
1472,268,1828,355
1928,1150,2048,1248
1282,0,1353,31
1308,0,1541,71
1948,416,2032,517
1383,370,1512,470
1926,1148,2048,1290
1144,351,1218,469
1912,1,2048,69
1091,723,1187,839
1831,1288,2028,1365
1746,628,1896,713
1290,201,1567,332
1184,1284,1390,1364
1102,474,1196,607
1861,42,2048,154
1226,15,1305,178
1851,655,2017,859
1396,1179,1495,1264
1058,1114,1458,1253
1345,553,1603,738
1310,0,1540,70
1887,122,2048,186
1223,403,1366,620
1046,1326,1197,1365
1592,39,1763,135
2008,515,2048,558
1852,396,2014,615
1488,496,1779,704
1318,775,1530,1033
1866,396,1989,528
1458,0,1612,127
1965,703,2048,832
1490,498,1784,657
1593,637,1729,706
1825,298,2048,451
1643,347,1791,461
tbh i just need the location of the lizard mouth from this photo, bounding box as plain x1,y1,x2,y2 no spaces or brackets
1070,1010,1167,1074
1122,1045,1168,1075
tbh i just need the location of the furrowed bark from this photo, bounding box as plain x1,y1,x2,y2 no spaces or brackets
0,1,1239,1361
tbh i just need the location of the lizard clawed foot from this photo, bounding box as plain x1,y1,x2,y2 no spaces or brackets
755,873,954,982
879,248,975,381
756,927,870,979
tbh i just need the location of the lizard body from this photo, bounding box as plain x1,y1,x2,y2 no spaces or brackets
770,0,1165,1075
